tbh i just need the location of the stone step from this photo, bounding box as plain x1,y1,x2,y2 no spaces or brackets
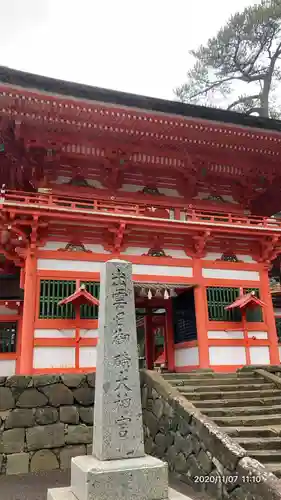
265,463,281,477
181,388,281,401
170,376,262,387
163,371,257,380
198,405,281,417
177,382,273,393
194,395,281,408
233,437,281,450
249,450,281,463
223,426,281,438
213,414,281,427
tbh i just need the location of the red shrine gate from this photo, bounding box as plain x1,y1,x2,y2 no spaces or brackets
0,66,280,375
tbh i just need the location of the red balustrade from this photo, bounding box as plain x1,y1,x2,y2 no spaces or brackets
1,189,281,232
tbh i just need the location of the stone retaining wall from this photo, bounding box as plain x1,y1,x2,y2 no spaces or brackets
1,371,281,500
0,374,95,475
141,370,281,500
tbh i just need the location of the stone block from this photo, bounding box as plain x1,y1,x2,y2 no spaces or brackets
86,444,92,455
26,423,65,451
152,398,164,419
143,410,159,438
71,454,169,500
33,375,60,387
41,384,74,406
78,407,93,424
197,449,212,474
30,449,59,472
73,387,95,406
6,376,32,389
0,387,15,410
17,388,48,408
6,452,30,475
60,406,79,424
5,408,35,429
0,376,6,385
65,425,92,445
2,428,25,453
86,373,95,388
48,487,192,500
35,407,59,425
60,445,86,470
61,374,85,388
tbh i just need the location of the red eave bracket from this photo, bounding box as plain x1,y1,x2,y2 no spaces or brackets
58,286,99,307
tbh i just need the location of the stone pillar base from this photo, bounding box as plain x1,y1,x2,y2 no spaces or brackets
47,455,190,500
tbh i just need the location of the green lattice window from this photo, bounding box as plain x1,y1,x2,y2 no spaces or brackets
275,317,281,343
39,280,100,319
207,287,263,322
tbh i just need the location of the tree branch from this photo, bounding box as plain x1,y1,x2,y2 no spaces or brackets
227,94,261,110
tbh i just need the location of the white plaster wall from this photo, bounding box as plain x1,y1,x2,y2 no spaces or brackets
53,176,103,189
248,331,268,339
0,359,16,376
79,346,97,368
208,331,244,339
122,248,191,259
203,253,255,263
132,264,193,277
0,305,18,315
37,259,193,278
209,346,246,365
33,347,75,369
174,347,199,367
202,269,260,281
34,329,75,338
38,259,102,272
39,242,110,253
119,184,182,198
79,329,98,338
249,346,270,364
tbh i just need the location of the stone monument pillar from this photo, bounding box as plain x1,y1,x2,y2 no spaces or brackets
48,260,188,500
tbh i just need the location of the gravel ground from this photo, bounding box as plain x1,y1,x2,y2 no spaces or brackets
0,470,213,500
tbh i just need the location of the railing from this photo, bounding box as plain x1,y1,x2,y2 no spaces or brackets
1,189,281,231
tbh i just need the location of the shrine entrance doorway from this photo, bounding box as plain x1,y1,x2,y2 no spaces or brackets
136,306,170,371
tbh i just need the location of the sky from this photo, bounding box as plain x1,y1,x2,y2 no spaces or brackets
0,0,260,100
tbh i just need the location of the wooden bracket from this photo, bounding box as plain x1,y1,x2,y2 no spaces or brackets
259,236,281,264
185,231,211,258
107,223,129,252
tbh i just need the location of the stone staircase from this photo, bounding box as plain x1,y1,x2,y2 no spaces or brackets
163,370,281,478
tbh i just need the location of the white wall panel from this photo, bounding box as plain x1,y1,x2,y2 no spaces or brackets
38,259,102,272
34,329,75,338
132,264,193,277
39,242,110,253
202,269,260,281
249,346,270,364
79,347,97,368
0,359,16,376
209,346,246,365
248,331,268,339
175,347,199,367
208,331,244,339
33,347,75,369
203,253,255,262
79,329,98,338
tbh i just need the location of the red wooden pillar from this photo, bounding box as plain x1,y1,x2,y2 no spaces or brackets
145,310,154,370
260,266,279,364
193,259,210,369
18,249,37,374
165,301,175,372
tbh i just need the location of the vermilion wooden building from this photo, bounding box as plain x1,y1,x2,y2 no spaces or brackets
1,66,281,376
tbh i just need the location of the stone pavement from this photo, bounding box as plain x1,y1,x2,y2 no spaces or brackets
0,470,212,500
